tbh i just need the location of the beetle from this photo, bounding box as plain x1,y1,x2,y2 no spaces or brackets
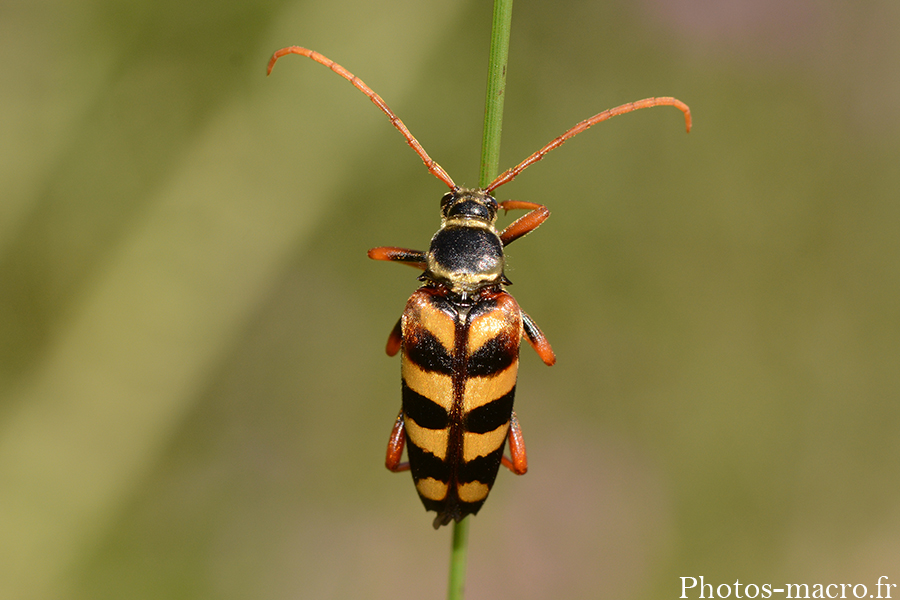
267,46,690,528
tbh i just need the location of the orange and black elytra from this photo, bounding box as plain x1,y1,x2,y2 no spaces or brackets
268,46,690,529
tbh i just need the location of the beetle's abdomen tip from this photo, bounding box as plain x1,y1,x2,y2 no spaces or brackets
432,511,460,529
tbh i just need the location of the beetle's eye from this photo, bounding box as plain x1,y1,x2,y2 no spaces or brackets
484,195,499,212
440,192,455,209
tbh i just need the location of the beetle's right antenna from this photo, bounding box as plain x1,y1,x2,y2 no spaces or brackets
268,46,458,191
487,97,691,192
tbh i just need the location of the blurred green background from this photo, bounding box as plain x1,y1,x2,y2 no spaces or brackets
2,0,899,598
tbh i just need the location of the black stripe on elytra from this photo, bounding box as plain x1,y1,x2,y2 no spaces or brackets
402,380,449,430
465,386,516,434
467,331,518,377
406,437,451,483
404,328,453,374
458,446,505,486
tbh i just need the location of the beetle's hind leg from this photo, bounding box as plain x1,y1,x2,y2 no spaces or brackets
501,412,528,475
385,410,410,472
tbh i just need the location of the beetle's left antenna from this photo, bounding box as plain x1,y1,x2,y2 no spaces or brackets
268,46,457,191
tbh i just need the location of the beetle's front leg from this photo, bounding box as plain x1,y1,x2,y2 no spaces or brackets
368,247,427,270
498,200,550,246
501,412,528,475
385,410,410,472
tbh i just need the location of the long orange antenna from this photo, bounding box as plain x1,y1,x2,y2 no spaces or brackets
487,97,691,192
268,46,457,190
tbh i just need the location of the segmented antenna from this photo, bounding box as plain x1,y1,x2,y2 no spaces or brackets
487,97,691,192
268,47,691,196
267,46,457,190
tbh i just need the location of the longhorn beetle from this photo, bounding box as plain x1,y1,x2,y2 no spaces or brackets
268,46,691,529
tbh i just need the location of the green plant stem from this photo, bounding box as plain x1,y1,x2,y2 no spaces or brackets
447,2,513,600
446,516,470,600
478,0,514,189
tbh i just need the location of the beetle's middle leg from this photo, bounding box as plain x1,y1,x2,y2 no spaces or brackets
522,310,556,366
384,317,402,357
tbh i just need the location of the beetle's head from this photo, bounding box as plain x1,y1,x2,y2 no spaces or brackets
439,188,499,227
423,188,506,296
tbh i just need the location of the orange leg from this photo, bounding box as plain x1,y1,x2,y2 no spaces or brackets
499,201,550,247
385,318,402,357
367,246,427,270
385,410,410,472
501,412,528,475
522,311,556,366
